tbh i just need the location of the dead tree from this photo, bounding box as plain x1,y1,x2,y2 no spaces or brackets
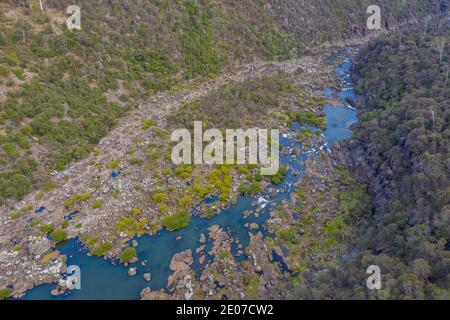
432,37,447,64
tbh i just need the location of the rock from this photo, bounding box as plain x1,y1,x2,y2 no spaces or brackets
129,257,139,264
273,246,283,257
242,210,251,218
208,225,220,234
196,245,205,254
176,236,182,241
249,223,259,230
199,233,206,243
132,240,138,247
141,289,173,300
143,273,152,281
28,236,52,257
140,287,151,298
199,255,205,264
51,288,64,296
169,249,193,272
128,267,137,277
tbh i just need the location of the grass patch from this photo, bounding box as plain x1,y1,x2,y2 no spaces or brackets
238,183,263,195
0,288,12,300
162,211,191,231
119,247,137,263
91,242,112,257
50,229,67,242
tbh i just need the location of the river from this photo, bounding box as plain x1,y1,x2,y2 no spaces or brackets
20,55,357,300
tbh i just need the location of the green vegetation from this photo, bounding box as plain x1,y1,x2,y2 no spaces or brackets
115,216,148,237
92,199,103,209
301,24,450,300
91,242,112,257
152,192,169,203
141,118,155,130
269,166,287,185
50,229,67,242
162,211,191,231
0,288,12,300
40,224,55,234
64,193,92,209
108,159,121,170
119,247,137,264
169,77,292,129
295,112,326,129
238,183,263,195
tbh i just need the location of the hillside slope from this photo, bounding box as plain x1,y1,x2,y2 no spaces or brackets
0,0,444,206
300,19,449,300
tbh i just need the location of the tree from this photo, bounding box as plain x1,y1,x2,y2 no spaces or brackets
431,37,447,64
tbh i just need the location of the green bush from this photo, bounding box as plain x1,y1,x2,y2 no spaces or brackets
152,192,168,203
238,183,263,195
162,211,191,231
64,193,92,208
92,199,103,209
141,118,155,129
0,288,12,300
119,247,137,263
269,166,287,185
50,229,67,242
40,224,55,234
91,242,112,257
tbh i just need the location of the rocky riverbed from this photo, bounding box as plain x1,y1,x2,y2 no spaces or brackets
1,32,377,298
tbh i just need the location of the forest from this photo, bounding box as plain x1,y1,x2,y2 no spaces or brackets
296,22,449,299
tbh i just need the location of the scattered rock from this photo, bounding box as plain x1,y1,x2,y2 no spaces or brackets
143,273,152,281
128,267,137,277
249,223,259,230
196,245,205,254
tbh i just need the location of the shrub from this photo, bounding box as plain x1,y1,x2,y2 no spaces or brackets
132,208,141,216
141,118,155,129
92,199,103,209
119,247,137,263
152,192,168,203
40,224,55,233
269,166,287,185
64,193,92,209
108,159,121,169
162,211,191,231
0,288,12,300
91,242,112,257
50,229,67,242
238,183,263,195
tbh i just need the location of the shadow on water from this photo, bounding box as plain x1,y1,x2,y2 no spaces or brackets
20,58,358,300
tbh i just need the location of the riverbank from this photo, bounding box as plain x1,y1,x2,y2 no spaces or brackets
1,31,383,298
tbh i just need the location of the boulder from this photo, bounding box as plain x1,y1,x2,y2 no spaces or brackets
128,267,137,277
169,249,193,272
143,273,152,281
